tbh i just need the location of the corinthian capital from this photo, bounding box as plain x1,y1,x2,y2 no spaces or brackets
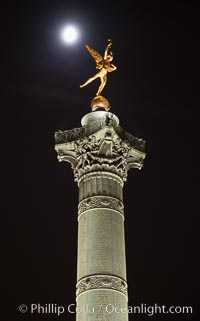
55,112,146,182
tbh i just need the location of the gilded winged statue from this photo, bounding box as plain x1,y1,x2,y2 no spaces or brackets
80,39,117,96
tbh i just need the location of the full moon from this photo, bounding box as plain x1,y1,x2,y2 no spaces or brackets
60,25,79,44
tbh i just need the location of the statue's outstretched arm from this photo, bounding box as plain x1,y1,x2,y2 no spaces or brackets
104,39,112,59
111,64,117,71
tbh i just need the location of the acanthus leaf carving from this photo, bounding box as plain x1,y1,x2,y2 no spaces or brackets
55,121,145,182
72,135,132,181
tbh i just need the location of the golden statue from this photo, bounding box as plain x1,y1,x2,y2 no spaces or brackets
80,39,117,110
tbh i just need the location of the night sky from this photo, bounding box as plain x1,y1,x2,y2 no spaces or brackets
3,1,200,320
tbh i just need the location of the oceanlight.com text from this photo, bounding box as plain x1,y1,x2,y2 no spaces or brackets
19,302,193,316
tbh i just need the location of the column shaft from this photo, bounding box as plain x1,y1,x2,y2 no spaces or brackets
76,172,128,321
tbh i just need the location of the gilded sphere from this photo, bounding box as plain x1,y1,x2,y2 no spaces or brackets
91,95,110,111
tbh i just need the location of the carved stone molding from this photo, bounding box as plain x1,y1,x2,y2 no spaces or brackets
55,113,146,183
78,196,124,216
72,135,131,181
76,275,128,297
57,135,144,182
76,163,127,184
55,113,145,152
78,171,123,187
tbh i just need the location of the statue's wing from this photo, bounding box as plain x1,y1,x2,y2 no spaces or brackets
85,44,103,66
